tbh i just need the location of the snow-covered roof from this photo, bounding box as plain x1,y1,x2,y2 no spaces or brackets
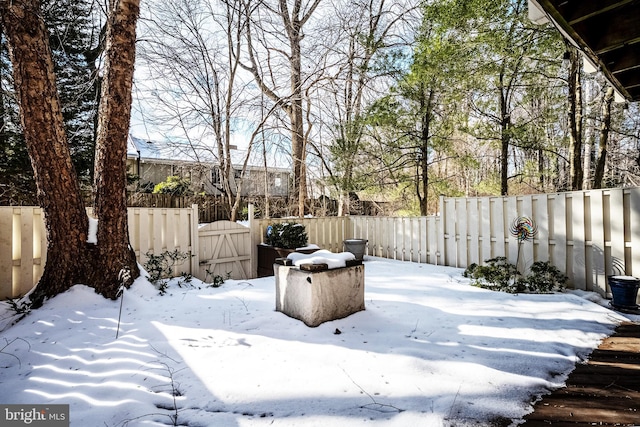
127,135,216,164
127,134,290,173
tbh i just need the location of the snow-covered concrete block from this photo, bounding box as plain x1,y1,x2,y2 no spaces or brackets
275,263,365,327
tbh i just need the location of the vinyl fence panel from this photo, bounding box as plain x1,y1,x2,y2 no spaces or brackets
2,187,639,303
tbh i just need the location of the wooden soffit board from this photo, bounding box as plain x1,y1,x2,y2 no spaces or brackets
529,0,640,102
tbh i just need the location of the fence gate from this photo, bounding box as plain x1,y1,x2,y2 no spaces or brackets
198,221,251,281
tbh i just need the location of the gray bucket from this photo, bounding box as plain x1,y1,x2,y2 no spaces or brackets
343,239,368,261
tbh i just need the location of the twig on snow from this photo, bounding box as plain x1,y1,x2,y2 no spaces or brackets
340,366,404,413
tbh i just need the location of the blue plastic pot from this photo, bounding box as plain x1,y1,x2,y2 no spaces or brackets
608,276,640,311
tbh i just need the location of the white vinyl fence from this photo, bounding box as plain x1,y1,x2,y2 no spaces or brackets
2,187,639,300
252,187,640,300
440,188,640,297
127,206,199,276
0,206,200,299
0,205,248,299
0,207,47,299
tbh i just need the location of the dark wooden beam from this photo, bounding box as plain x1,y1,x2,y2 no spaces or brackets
550,0,634,24
532,0,640,101
616,69,640,89
601,47,640,74
571,6,640,55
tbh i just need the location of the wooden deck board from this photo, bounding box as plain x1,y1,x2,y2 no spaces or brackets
522,322,640,426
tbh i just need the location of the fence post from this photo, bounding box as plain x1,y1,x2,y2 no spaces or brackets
191,204,199,276
249,203,257,278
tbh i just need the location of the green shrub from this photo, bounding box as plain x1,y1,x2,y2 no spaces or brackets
153,175,191,195
464,257,521,293
264,222,308,249
464,257,566,294
205,269,231,288
144,249,193,295
519,261,567,293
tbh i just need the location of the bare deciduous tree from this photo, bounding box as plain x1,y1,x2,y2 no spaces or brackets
137,0,281,221
241,0,322,217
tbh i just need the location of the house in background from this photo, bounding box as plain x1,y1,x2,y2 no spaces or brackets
126,135,290,197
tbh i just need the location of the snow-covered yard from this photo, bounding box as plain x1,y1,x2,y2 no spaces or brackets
1,257,637,426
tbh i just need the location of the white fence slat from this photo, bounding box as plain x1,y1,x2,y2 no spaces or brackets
534,195,549,263
506,197,518,267
480,198,491,264
31,208,46,296
153,209,164,253
582,190,611,293
468,199,480,266
520,196,534,275
492,197,505,259
378,217,388,258
571,192,587,289
377,217,387,258
444,199,456,266
428,217,438,264
437,197,445,264
609,190,625,278
418,217,427,263
552,194,567,278
139,208,151,266
127,208,138,258
0,208,13,299
390,217,397,259
397,218,406,261
457,199,468,268
400,218,408,261
19,207,34,295
410,218,418,262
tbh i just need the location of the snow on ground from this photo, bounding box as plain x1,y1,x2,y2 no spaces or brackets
0,257,637,427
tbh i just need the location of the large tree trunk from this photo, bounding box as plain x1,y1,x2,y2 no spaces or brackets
91,0,141,297
1,0,139,305
593,86,614,189
499,79,510,196
567,47,584,191
417,86,434,215
282,0,308,218
1,0,91,306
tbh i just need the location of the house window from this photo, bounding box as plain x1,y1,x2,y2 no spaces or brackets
212,167,221,184
275,176,282,187
234,169,242,179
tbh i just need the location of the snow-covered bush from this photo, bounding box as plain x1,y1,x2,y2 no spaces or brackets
264,222,308,249
464,257,566,294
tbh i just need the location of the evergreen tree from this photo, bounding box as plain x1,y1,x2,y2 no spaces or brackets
1,35,35,204
43,0,100,190
0,0,99,204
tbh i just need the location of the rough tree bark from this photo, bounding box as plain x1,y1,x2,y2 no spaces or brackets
417,86,435,215
593,86,614,189
0,0,139,305
1,0,92,306
567,46,584,191
243,0,320,217
91,0,141,297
